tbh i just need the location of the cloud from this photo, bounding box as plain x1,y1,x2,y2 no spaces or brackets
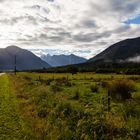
0,15,37,26
73,31,111,43
47,0,55,2
31,49,48,57
127,55,140,63
0,0,140,58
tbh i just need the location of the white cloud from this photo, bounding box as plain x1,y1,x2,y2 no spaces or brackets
0,0,140,58
127,55,140,63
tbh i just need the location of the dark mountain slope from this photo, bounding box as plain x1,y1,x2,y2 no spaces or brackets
89,37,140,62
45,37,140,73
0,46,50,71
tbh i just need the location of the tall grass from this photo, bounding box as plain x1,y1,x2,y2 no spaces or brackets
7,73,140,139
108,79,135,100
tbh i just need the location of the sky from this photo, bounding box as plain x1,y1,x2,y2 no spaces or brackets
0,0,140,58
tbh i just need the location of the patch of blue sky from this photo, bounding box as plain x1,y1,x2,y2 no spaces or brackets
124,15,140,24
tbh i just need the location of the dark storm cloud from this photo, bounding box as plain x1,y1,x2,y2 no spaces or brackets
76,19,97,29
57,32,71,38
47,0,55,2
73,31,111,43
73,33,98,42
110,0,138,14
113,25,131,34
38,31,72,43
82,20,97,28
19,30,72,44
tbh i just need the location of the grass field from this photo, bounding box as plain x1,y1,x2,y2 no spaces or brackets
0,72,140,139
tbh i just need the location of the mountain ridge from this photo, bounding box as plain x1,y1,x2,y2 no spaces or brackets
89,37,140,62
45,37,140,73
41,53,87,67
0,46,50,71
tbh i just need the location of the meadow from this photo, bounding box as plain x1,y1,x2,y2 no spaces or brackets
1,72,140,139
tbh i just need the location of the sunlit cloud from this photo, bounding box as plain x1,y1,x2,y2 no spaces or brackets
0,0,140,58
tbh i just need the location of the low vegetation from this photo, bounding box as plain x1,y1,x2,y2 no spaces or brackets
1,72,139,139
0,75,33,139
108,79,135,100
90,83,99,93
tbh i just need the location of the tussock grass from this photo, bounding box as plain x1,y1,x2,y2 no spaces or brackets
108,79,135,100
0,74,34,139
90,83,99,93
7,72,140,139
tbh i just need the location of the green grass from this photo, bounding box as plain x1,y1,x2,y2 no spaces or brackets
1,72,140,139
0,74,39,140
0,74,25,139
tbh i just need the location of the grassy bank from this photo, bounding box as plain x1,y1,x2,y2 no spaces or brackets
7,72,140,139
0,74,40,139
0,74,25,139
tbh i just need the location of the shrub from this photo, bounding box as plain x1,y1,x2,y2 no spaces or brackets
101,80,108,88
108,79,135,101
50,81,61,93
23,76,32,81
65,81,72,87
55,77,73,87
123,101,139,118
37,105,48,118
38,78,53,85
90,84,99,93
73,89,80,100
56,77,66,84
67,66,79,74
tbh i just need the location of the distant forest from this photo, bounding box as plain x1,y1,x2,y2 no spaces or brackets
29,62,140,75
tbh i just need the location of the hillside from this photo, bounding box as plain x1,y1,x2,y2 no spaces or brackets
0,46,50,71
41,54,87,67
44,37,140,73
89,37,140,63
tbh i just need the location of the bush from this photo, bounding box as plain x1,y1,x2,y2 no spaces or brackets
90,84,99,93
67,66,79,74
101,80,109,88
23,76,32,81
37,76,54,85
56,102,72,118
50,81,61,93
108,79,135,101
37,105,48,118
73,89,80,100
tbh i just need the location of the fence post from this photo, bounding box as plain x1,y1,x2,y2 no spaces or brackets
39,75,41,81
14,55,17,75
108,91,111,112
101,96,105,113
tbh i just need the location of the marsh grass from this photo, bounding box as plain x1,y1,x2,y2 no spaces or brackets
72,89,80,100
90,83,99,93
7,72,140,139
50,80,62,93
108,79,136,101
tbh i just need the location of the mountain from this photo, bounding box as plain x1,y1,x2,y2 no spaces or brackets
45,37,140,73
89,37,140,63
0,46,50,71
41,54,87,67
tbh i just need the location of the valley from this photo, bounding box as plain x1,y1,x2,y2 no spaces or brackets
0,0,140,139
